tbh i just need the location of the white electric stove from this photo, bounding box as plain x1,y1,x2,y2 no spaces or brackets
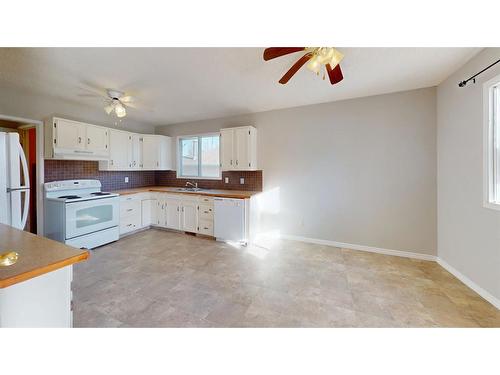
44,179,119,249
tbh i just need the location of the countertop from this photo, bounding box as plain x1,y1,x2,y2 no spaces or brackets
110,186,261,199
0,224,89,288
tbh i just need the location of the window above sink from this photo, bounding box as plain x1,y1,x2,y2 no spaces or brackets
177,133,221,180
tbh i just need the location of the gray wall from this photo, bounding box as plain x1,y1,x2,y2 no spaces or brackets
157,87,437,255
437,48,500,302
0,84,155,133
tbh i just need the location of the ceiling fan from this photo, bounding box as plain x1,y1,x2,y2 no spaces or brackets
79,86,136,119
263,47,344,85
102,89,134,118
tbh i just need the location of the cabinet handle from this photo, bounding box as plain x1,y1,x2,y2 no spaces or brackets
78,136,82,144
236,159,238,165
127,224,132,227
204,227,209,230
177,207,179,212
87,138,90,145
126,208,133,212
230,159,233,165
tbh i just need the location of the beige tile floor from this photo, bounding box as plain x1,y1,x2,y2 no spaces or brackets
73,229,500,327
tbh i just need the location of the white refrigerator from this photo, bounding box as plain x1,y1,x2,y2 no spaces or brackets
0,132,30,230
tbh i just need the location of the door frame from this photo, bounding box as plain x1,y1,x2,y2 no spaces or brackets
0,114,44,235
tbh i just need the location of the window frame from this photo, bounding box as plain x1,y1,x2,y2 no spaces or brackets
177,132,221,180
483,74,500,210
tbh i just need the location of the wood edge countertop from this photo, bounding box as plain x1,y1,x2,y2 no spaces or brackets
0,224,89,289
111,186,261,199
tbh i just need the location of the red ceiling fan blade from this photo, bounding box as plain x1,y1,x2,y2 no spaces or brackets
326,63,344,85
263,47,306,61
278,53,313,84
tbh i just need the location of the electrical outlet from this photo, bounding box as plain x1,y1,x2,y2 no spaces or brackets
224,177,229,183
125,177,129,183
240,177,245,185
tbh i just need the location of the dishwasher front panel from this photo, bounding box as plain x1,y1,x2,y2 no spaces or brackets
213,198,246,242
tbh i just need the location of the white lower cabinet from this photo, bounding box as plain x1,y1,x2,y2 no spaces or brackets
141,199,156,227
181,200,198,233
165,197,181,230
120,192,216,237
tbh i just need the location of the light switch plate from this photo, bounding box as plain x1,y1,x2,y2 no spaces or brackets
240,177,245,185
125,177,129,183
224,177,229,183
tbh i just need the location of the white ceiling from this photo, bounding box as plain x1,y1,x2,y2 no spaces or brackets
0,48,481,126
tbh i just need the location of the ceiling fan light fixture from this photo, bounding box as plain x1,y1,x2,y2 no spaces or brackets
306,55,321,73
104,104,114,115
329,48,344,68
114,102,127,118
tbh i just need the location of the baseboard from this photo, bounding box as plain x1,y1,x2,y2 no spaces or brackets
436,258,500,310
280,234,437,261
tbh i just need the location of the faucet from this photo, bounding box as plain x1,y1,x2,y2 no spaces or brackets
185,181,198,190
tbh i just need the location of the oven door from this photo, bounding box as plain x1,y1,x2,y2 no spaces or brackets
65,197,119,239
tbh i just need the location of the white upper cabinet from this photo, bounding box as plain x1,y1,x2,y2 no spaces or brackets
158,136,172,170
45,117,172,170
45,117,110,159
142,135,158,170
220,126,257,171
100,132,172,171
131,134,143,170
99,129,130,170
85,125,109,156
54,119,86,152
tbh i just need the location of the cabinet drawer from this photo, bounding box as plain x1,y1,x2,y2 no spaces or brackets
198,219,214,236
120,199,141,218
199,196,214,205
120,194,141,202
198,204,214,220
120,215,141,234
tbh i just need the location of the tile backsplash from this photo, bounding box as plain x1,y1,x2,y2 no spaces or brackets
155,170,263,191
44,160,263,192
44,160,156,191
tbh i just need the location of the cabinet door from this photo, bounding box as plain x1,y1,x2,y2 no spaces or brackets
155,199,166,227
141,199,156,227
108,130,129,169
220,128,234,171
158,136,172,170
131,134,143,169
142,136,158,170
54,119,85,151
165,198,181,230
181,200,198,232
86,125,109,155
234,127,249,169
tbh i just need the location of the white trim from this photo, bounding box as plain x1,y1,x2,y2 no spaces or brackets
483,74,500,210
437,258,500,310
0,114,44,235
280,233,500,310
280,234,437,261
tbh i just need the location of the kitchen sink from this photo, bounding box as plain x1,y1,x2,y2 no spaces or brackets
172,187,208,192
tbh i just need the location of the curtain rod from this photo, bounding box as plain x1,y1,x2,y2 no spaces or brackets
458,58,500,87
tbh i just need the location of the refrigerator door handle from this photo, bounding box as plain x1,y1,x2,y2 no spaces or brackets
14,143,30,229
17,141,30,189
7,187,30,192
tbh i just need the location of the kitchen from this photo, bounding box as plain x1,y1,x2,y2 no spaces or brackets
1,47,499,330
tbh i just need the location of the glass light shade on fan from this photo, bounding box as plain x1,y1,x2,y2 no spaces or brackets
114,103,127,118
306,48,344,74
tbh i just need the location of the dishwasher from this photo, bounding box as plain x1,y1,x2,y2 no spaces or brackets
213,198,247,244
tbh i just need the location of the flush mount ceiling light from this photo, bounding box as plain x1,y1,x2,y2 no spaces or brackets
263,47,344,85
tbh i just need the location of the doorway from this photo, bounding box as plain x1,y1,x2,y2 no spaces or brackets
0,115,44,234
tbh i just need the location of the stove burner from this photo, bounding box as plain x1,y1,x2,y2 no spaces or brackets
91,192,111,196
58,195,81,199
